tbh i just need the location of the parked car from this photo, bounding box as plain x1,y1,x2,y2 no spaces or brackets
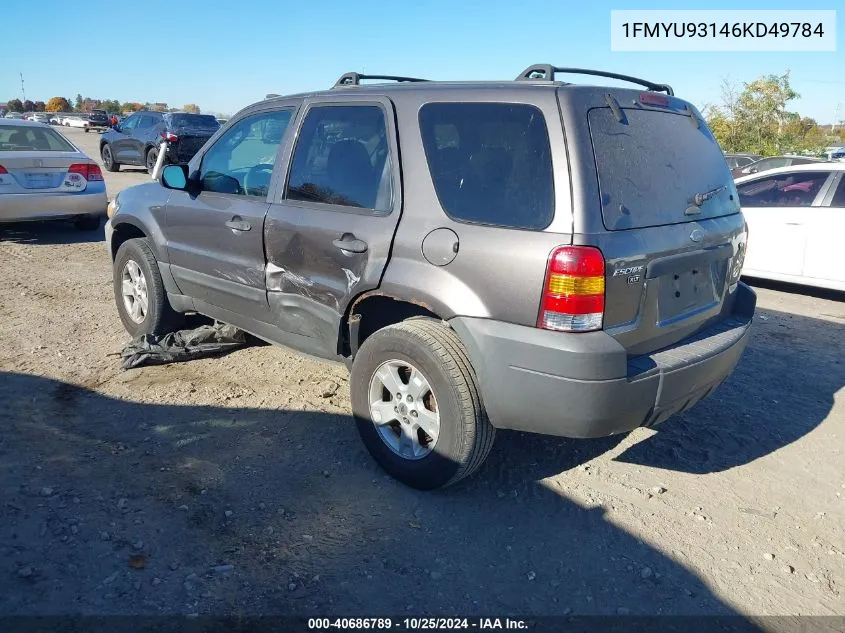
725,153,761,170
732,155,824,179
64,115,89,129
99,111,220,173
105,66,755,489
85,109,110,133
736,163,845,292
0,119,106,230
28,113,52,124
4,112,24,119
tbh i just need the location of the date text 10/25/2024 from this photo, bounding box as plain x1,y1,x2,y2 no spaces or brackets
307,618,528,630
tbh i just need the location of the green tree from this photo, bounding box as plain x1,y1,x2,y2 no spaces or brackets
74,93,83,111
22,99,35,112
7,98,23,112
45,97,72,112
182,103,201,114
706,72,808,155
34,100,46,111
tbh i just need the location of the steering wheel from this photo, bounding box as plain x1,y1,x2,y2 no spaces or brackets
243,163,274,196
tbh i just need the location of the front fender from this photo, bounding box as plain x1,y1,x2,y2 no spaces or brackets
110,183,171,262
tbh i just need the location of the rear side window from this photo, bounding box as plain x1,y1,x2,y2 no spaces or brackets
419,103,553,230
831,179,845,207
737,171,831,208
286,105,393,212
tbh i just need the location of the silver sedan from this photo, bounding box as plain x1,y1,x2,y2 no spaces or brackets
0,118,107,230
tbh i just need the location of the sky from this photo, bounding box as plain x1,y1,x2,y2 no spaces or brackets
1,0,842,122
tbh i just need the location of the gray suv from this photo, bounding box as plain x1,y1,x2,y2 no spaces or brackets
105,65,755,489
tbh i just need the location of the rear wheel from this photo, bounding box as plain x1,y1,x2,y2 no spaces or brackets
350,318,495,490
101,144,119,172
113,238,184,338
145,147,159,174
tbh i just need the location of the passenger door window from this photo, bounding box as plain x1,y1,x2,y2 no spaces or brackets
285,105,393,213
737,172,832,208
198,108,293,198
120,115,140,132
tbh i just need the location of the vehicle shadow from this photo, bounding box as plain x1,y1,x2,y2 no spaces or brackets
611,306,843,475
743,276,845,302
0,220,104,245
0,370,759,627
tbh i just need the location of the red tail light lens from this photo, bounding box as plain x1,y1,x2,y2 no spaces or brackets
68,163,104,181
538,246,605,332
0,165,7,174
161,131,178,142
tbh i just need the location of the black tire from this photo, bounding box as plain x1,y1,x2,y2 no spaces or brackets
73,215,101,231
145,147,159,174
113,238,184,338
350,318,495,490
101,143,119,172
84,127,90,133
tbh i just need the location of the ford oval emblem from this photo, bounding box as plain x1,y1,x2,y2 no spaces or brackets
689,229,703,243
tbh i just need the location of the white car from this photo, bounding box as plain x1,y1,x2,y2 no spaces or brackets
64,116,89,128
736,163,845,292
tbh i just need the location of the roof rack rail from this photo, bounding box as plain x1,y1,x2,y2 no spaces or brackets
332,72,428,89
265,93,280,99
515,64,674,96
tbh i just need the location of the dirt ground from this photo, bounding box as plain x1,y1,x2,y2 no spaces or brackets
0,127,843,620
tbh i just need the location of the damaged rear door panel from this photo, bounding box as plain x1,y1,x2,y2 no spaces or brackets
263,97,404,359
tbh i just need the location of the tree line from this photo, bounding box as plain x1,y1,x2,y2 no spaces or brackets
4,94,202,115
704,71,843,156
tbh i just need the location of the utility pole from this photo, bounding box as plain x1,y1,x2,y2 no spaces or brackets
19,72,25,103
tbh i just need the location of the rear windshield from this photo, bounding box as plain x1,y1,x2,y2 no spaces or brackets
0,125,75,151
165,114,220,131
589,107,739,230
419,103,554,230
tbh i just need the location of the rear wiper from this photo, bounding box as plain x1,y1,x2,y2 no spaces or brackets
690,185,727,207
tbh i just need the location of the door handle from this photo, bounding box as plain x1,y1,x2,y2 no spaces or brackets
225,217,251,231
332,233,368,254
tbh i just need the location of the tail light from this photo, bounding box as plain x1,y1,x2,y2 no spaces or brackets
640,92,669,107
538,246,605,332
161,131,178,142
68,163,104,181
0,165,7,174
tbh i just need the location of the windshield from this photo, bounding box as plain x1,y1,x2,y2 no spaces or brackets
165,114,220,131
0,125,76,151
589,106,739,230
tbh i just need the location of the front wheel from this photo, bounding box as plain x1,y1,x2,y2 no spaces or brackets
350,318,495,490
113,238,184,337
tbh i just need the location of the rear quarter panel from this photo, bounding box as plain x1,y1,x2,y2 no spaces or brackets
383,87,574,326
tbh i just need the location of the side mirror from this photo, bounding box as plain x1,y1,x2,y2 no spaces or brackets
160,164,189,190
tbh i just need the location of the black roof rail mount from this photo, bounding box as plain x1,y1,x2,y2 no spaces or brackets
515,64,674,96
333,72,428,89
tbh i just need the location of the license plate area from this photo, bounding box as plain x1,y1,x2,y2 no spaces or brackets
656,263,724,325
23,173,54,189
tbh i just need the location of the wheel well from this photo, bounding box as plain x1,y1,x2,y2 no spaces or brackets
110,223,147,261
341,295,441,358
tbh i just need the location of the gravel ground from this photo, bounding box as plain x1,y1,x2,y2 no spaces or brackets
0,127,843,619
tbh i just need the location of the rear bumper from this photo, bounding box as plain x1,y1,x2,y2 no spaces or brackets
0,185,108,222
450,282,756,438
